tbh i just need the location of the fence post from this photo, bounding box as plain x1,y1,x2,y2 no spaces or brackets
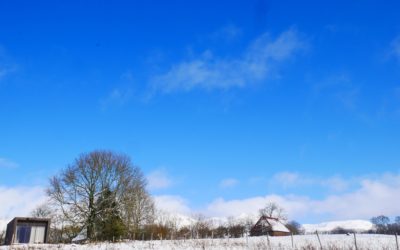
316,231,322,250
353,233,358,250
266,233,271,250
396,233,399,250
291,232,294,248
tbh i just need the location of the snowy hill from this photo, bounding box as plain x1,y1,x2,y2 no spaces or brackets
302,219,374,233
155,212,374,234
154,212,196,228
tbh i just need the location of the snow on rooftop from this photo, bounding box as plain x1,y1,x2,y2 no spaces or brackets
265,217,290,233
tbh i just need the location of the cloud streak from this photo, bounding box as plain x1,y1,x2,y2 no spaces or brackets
100,87,133,109
150,28,306,93
0,186,47,223
271,171,349,192
391,36,400,60
153,195,191,215
152,173,400,223
206,173,400,222
0,158,19,168
0,45,17,81
219,178,239,188
147,169,173,190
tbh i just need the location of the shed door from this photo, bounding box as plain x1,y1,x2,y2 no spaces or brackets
16,225,31,243
29,226,46,244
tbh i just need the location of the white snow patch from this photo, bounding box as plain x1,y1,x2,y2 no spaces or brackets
0,234,398,250
265,218,290,233
302,219,374,233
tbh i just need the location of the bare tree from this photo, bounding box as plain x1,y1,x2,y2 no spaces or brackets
396,216,400,224
31,202,53,218
121,169,155,236
241,216,255,235
259,202,287,221
286,220,304,234
191,214,212,238
371,215,390,226
47,150,154,241
0,230,5,245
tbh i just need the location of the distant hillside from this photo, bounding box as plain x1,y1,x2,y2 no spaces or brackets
302,220,374,233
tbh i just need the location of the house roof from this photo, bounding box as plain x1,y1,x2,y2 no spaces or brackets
8,217,50,225
258,216,290,233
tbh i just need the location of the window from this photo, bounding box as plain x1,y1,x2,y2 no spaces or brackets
15,223,46,244
16,225,31,243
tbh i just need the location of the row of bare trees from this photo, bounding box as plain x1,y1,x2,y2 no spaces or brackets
25,150,305,244
369,215,400,234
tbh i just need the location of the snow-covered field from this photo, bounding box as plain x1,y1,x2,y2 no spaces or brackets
1,234,399,250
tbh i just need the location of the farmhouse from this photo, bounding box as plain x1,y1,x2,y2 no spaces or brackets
250,216,291,236
4,217,50,245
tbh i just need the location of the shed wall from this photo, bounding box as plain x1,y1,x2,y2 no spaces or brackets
4,218,50,245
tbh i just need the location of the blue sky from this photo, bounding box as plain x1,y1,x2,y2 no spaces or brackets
1,0,400,223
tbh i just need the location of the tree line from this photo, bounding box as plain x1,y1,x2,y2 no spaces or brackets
0,150,306,244
369,215,400,234
5,150,398,244
24,150,305,244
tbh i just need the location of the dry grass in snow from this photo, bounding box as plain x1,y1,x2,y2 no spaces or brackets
1,234,399,250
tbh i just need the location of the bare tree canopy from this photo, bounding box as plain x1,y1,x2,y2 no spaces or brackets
46,150,154,241
259,202,287,221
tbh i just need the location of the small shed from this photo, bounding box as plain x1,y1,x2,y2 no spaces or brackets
250,216,290,236
4,217,50,245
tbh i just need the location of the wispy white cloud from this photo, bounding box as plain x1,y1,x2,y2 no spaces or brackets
0,68,10,79
209,24,242,42
322,176,349,192
219,178,239,189
152,173,400,222
205,194,308,219
273,171,304,187
0,186,47,224
100,87,132,109
271,171,349,192
153,195,191,215
0,45,17,81
311,72,360,110
391,36,400,60
206,173,400,222
150,28,306,93
0,158,19,168
147,169,173,190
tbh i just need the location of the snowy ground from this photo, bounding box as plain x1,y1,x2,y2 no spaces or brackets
1,234,399,250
